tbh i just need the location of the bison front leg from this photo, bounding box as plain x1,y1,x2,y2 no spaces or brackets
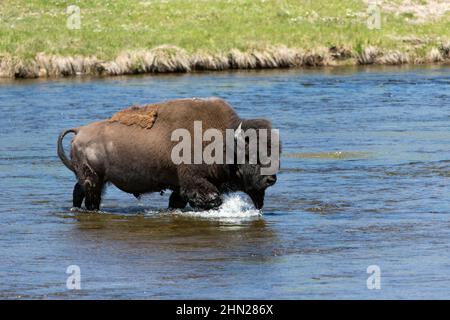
73,182,85,208
180,178,222,210
168,191,188,209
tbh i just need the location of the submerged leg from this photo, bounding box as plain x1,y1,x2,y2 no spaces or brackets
83,170,104,211
168,191,188,209
72,182,85,208
180,178,222,210
84,181,103,211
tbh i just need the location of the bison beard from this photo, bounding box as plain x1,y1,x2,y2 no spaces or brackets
248,189,265,210
57,98,279,211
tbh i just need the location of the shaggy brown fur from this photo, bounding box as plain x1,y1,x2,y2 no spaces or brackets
57,98,279,211
108,104,158,129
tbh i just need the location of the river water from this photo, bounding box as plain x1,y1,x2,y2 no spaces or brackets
0,65,449,299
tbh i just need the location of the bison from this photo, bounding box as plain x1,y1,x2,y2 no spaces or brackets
57,97,279,211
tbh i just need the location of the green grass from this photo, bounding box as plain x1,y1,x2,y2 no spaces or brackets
0,0,449,61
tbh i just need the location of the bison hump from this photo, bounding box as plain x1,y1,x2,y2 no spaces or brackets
108,104,158,129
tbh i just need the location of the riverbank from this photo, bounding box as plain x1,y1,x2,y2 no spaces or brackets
1,0,449,78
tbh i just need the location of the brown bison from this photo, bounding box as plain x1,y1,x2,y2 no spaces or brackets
57,98,279,211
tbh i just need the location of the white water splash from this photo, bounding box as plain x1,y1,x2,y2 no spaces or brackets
69,194,262,222
161,194,262,222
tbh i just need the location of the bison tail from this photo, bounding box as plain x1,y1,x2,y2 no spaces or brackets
57,128,79,172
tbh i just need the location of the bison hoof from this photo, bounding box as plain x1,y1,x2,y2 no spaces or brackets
169,191,188,209
189,192,222,210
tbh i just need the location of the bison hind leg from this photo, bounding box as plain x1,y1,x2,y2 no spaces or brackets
76,164,104,211
84,179,104,211
168,191,188,209
73,182,85,208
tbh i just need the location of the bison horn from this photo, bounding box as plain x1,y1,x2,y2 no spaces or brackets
234,122,244,141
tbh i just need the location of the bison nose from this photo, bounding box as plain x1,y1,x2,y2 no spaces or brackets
265,175,277,186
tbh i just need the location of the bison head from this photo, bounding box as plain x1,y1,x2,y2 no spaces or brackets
233,119,280,209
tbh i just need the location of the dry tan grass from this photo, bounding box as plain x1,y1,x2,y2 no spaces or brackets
268,46,301,67
329,45,353,61
0,56,15,78
302,47,334,67
103,46,191,75
1,43,449,78
357,46,380,65
147,45,191,73
228,49,257,69
357,47,413,65
439,43,450,58
427,47,444,62
377,50,409,65
190,51,229,71
35,54,104,77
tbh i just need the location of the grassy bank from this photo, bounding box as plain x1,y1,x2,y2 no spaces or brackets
1,0,449,78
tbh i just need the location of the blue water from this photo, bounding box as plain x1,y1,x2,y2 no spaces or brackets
1,65,450,299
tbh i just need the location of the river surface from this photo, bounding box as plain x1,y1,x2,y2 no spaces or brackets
0,65,449,299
